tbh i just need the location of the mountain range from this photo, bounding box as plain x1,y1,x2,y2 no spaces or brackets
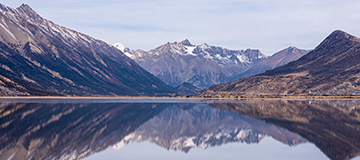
115,40,265,88
227,46,309,81
0,3,313,96
116,40,308,89
198,30,360,96
0,3,177,96
0,2,357,98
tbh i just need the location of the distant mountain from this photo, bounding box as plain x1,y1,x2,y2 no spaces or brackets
228,46,310,81
113,105,307,152
198,30,360,96
116,41,309,89
115,40,266,88
0,3,176,96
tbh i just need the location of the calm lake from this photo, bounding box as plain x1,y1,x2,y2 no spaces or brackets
1,98,360,160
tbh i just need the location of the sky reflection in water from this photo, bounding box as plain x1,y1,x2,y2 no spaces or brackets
84,138,328,160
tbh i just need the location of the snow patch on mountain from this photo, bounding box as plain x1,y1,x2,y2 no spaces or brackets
184,46,196,56
113,43,133,58
113,39,267,88
0,22,16,40
235,53,250,63
118,40,266,67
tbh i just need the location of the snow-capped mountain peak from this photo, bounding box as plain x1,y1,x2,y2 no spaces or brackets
199,43,211,49
113,43,133,58
120,39,266,88
114,43,125,52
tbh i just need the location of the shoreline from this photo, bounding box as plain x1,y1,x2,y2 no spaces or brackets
1,95,360,100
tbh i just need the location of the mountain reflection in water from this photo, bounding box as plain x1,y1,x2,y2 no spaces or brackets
208,99,360,160
0,99,359,160
114,104,306,152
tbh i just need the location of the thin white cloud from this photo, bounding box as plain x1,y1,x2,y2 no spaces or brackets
2,0,360,55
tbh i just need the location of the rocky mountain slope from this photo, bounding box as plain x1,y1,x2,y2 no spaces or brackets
228,46,309,81
175,82,202,96
198,30,360,96
113,104,306,152
0,3,176,96
116,40,266,88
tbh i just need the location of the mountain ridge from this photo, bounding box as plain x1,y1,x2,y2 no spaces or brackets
198,30,360,96
116,40,310,89
0,3,177,96
115,40,267,88
227,46,310,81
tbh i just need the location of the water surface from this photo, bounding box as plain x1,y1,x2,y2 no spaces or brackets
1,98,360,160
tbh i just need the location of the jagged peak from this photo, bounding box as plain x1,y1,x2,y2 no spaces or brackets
287,46,298,50
0,3,10,12
159,40,194,50
244,48,260,52
244,48,263,56
16,3,44,22
18,4,32,10
180,39,194,46
200,43,210,48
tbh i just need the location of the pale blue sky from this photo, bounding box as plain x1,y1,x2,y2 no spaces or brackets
2,0,360,55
